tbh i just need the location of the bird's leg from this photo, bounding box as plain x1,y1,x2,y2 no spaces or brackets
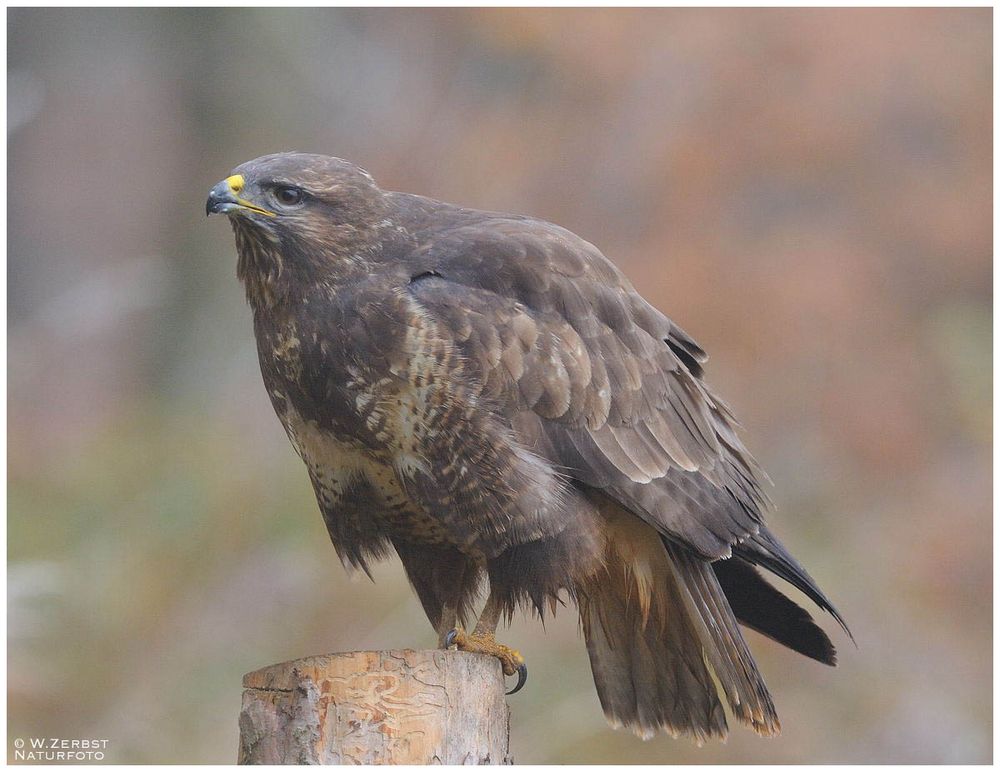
436,596,460,648
435,560,467,648
444,589,528,694
472,590,503,635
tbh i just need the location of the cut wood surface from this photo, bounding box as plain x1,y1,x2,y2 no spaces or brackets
238,649,512,764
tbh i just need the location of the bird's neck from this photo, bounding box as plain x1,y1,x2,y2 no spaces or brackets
234,225,286,311
234,223,382,313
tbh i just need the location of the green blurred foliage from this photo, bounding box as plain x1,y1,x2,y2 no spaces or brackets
8,8,991,763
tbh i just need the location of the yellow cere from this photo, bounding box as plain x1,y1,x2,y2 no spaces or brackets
225,173,276,217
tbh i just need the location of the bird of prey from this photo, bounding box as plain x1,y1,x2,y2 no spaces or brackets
207,152,849,742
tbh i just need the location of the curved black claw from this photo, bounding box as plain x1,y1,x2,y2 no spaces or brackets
444,628,459,649
506,663,528,695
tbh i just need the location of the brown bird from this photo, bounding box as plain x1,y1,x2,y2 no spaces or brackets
207,152,849,743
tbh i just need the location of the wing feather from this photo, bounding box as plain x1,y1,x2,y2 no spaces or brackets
404,217,772,558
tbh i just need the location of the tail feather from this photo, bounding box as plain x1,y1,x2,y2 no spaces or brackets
578,504,779,741
663,541,780,736
579,558,729,742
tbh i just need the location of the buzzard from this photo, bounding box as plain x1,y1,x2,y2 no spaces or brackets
207,153,849,742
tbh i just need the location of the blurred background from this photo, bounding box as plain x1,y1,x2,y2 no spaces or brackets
7,8,991,764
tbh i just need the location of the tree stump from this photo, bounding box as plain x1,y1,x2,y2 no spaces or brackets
237,650,512,764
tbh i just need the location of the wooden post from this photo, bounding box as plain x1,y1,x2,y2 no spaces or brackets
237,650,512,764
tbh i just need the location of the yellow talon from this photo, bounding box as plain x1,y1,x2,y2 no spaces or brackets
444,627,528,694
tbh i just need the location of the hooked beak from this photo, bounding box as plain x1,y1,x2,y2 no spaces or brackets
205,174,275,217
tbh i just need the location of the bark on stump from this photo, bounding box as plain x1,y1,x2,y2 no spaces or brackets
238,649,512,764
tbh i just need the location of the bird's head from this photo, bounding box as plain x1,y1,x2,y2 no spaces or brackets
207,152,390,306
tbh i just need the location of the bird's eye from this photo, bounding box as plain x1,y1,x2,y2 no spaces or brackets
274,185,304,207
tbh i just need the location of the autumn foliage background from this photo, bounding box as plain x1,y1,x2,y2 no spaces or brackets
8,8,991,763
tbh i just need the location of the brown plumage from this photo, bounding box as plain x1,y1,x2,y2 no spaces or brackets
207,152,850,742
